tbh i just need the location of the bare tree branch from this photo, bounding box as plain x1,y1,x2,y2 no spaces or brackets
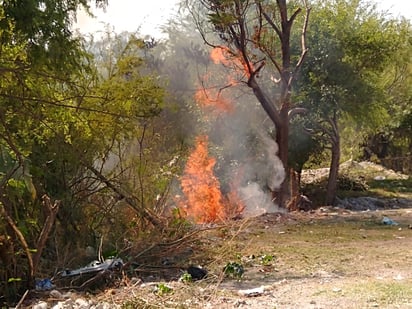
290,1,311,87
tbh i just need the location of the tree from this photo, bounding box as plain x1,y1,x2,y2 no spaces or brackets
294,0,408,205
82,30,180,230
187,0,310,207
0,1,170,298
363,18,412,172
0,0,109,297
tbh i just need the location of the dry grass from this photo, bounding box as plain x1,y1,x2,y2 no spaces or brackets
105,208,412,308
24,161,412,308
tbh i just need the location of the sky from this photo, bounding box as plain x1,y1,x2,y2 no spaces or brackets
74,0,412,38
74,0,180,38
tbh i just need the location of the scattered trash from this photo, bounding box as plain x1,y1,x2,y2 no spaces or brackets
35,278,54,291
187,266,207,281
382,217,399,226
238,286,265,297
58,258,123,278
374,175,386,181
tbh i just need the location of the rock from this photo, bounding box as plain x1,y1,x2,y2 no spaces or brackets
75,298,90,309
33,302,48,309
51,301,65,309
49,289,64,299
336,197,386,211
52,299,74,309
92,302,115,309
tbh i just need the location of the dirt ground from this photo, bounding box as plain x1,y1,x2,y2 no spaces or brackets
26,207,412,309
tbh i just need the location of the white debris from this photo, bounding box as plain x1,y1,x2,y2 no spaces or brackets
238,286,266,297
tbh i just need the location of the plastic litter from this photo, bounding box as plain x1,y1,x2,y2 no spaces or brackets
187,266,207,280
58,258,123,278
35,278,54,290
382,216,399,226
238,286,266,297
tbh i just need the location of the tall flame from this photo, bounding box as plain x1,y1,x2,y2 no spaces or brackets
179,46,253,223
180,135,226,223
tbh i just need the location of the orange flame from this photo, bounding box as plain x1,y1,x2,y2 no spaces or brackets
194,82,234,113
179,47,253,223
210,47,232,66
180,135,226,223
210,47,252,78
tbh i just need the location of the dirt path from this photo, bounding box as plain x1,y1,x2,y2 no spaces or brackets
195,208,412,309
93,208,412,308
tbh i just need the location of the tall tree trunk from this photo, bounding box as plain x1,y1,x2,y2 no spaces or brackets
325,116,340,205
274,113,289,207
286,168,300,211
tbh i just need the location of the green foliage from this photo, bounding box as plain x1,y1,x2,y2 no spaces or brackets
223,261,244,278
369,178,412,195
0,2,173,303
259,254,275,266
337,174,369,191
7,277,22,283
179,272,193,283
293,0,410,168
1,0,106,72
288,117,323,172
155,283,173,295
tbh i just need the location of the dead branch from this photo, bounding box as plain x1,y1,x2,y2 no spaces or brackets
288,107,307,120
84,163,162,227
0,202,35,282
32,195,60,277
290,0,311,86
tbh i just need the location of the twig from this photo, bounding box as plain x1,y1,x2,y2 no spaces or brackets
98,236,104,262
15,289,29,309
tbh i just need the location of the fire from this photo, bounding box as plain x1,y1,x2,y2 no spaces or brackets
194,47,254,114
210,46,252,78
194,82,234,113
210,47,232,66
179,47,251,223
180,135,226,223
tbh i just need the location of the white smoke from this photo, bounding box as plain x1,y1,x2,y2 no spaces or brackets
238,133,286,216
239,183,275,216
262,133,285,192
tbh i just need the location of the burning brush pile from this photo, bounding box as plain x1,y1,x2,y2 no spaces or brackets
178,135,244,223
175,47,285,224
